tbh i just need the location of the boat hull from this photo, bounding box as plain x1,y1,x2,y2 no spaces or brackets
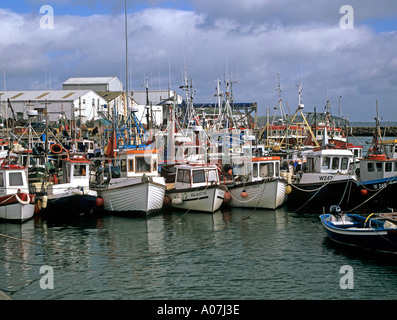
320,214,397,253
287,176,359,211
96,176,166,215
43,191,98,217
166,185,226,213
227,178,287,210
0,193,35,223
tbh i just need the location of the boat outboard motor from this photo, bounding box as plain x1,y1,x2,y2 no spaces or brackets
329,205,343,221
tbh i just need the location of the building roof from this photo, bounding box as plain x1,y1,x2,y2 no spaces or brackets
0,90,102,102
63,76,119,85
131,89,178,105
96,91,125,102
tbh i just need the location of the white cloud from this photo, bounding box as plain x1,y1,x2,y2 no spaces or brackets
0,4,396,121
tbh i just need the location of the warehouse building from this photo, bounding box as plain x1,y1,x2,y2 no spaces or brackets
62,76,124,92
0,90,107,124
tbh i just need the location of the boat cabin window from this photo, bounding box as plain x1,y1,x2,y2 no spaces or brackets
9,172,23,186
192,169,206,184
376,163,383,172
331,157,340,170
0,172,3,187
367,163,374,172
177,169,191,184
307,158,314,173
259,163,274,177
128,159,134,172
386,162,392,172
253,163,258,178
73,164,87,177
121,159,127,172
153,160,157,172
395,162,397,172
322,157,331,169
341,157,349,170
136,157,151,173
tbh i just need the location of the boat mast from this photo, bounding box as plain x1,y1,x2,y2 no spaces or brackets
125,0,130,113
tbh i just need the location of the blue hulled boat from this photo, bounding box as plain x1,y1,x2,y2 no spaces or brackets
320,206,397,253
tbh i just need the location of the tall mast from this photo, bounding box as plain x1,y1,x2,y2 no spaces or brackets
124,0,130,111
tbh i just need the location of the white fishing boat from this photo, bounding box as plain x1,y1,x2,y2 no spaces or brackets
165,164,226,213
93,149,166,215
226,156,287,210
0,163,35,223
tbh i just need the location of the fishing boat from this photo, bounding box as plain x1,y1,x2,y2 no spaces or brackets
355,107,397,204
286,144,359,211
225,156,287,210
93,148,166,215
36,154,99,217
0,163,35,223
164,164,226,213
320,205,397,253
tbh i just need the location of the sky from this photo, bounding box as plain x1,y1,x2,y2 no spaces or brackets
1,0,397,122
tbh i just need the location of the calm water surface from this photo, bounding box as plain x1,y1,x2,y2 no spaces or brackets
1,136,397,300
1,206,397,300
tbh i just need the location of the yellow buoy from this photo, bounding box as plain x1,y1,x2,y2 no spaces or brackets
285,185,292,194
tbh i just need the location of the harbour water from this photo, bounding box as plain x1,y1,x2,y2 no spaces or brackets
1,136,397,301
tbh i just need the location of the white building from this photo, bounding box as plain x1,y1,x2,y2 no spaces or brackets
63,76,124,92
0,90,107,124
131,89,182,127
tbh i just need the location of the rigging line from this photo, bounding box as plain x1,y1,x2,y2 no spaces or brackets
241,178,269,221
338,178,351,207
291,179,333,213
347,176,396,213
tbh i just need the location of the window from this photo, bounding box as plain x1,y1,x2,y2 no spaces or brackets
0,172,3,187
386,162,392,172
307,158,314,173
121,159,127,172
395,162,397,172
341,157,349,170
332,157,340,170
376,162,383,172
275,162,280,176
136,157,151,173
177,169,191,184
193,169,206,184
9,172,23,186
73,164,87,177
153,160,157,172
128,159,134,172
259,163,274,177
253,163,258,178
322,157,330,169
367,162,374,172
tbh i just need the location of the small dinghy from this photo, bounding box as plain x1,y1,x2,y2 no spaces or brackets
320,205,397,253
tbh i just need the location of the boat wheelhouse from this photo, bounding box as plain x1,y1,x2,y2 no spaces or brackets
0,164,35,222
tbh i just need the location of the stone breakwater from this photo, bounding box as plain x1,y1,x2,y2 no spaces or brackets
351,126,397,136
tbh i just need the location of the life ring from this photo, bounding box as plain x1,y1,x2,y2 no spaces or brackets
50,143,63,154
15,193,30,205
